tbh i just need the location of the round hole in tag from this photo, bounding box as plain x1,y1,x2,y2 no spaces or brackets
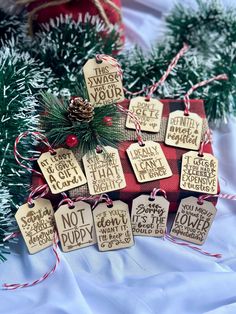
83,58,125,106
180,151,218,194
37,148,87,194
93,200,134,251
131,194,170,237
15,198,55,254
126,97,163,133
126,141,173,183
54,201,96,252
170,196,217,245
165,110,203,150
82,146,126,195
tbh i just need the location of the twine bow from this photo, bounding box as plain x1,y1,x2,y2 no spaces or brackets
16,0,122,35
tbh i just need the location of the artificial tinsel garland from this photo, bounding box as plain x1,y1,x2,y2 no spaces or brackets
120,0,236,122
29,14,121,94
0,44,52,260
0,0,236,261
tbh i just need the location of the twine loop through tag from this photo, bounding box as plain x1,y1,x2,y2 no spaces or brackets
198,193,236,205
149,188,167,200
95,54,123,79
14,131,56,176
116,103,144,145
183,74,228,116
198,129,212,157
27,184,50,206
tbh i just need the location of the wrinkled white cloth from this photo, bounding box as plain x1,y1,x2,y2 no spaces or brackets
1,1,236,314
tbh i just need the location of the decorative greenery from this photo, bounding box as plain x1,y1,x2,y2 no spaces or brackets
0,44,50,260
120,0,235,121
0,9,26,46
40,91,124,154
30,14,121,94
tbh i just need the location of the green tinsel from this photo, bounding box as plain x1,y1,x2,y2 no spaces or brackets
0,9,26,46
0,44,51,260
30,15,121,94
120,0,235,122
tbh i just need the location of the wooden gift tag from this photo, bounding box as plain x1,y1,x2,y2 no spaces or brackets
180,151,218,194
170,196,217,245
55,201,96,252
127,141,172,183
131,195,170,237
126,97,163,133
15,198,54,254
165,110,203,150
93,200,134,251
83,58,125,106
38,148,87,194
82,146,126,195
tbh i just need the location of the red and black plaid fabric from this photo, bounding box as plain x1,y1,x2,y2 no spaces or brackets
33,99,219,212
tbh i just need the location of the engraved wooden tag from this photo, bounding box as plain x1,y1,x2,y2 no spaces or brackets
93,200,134,251
15,198,54,254
126,141,173,183
170,196,217,245
165,110,203,150
180,151,218,194
38,148,87,194
131,195,170,237
54,201,96,252
82,146,126,195
83,58,125,106
126,97,163,133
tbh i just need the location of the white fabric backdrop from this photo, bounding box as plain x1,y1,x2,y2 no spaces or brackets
1,1,236,313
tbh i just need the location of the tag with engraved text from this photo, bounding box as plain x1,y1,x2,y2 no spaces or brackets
55,201,96,252
93,200,134,251
170,197,217,245
127,141,172,183
82,146,126,195
38,148,87,194
131,195,169,237
165,110,203,150
15,198,54,254
83,58,125,106
180,151,218,194
126,97,163,133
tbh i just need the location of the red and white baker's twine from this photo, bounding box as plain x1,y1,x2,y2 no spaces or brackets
2,231,60,290
198,193,236,204
164,233,222,259
150,188,167,200
59,193,113,209
199,129,212,156
183,74,228,115
146,43,189,100
27,184,50,206
96,54,123,78
96,44,189,99
116,103,143,145
14,131,56,177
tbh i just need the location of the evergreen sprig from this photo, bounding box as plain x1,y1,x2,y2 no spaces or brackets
40,92,124,154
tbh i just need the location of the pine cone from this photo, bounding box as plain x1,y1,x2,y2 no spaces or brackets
68,97,94,122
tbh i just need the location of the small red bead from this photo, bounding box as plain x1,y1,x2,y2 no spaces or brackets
66,134,79,148
103,116,113,126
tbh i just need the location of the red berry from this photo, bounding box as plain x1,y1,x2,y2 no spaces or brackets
66,134,79,147
103,116,113,126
